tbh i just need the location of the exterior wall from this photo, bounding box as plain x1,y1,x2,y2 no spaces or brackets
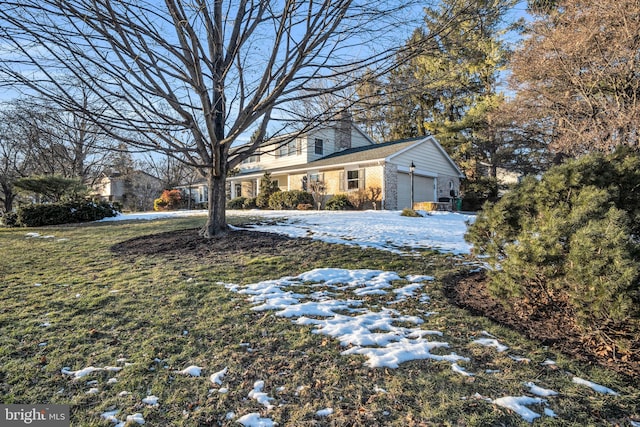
322,169,343,195
249,136,308,170
391,141,460,177
241,181,255,198
287,173,307,191
237,124,373,174
435,175,462,200
383,163,398,210
363,165,383,190
390,139,463,203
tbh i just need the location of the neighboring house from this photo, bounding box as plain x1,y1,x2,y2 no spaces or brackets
177,118,464,210
176,178,210,208
92,171,163,211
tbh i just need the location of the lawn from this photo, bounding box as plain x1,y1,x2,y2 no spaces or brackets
0,213,638,426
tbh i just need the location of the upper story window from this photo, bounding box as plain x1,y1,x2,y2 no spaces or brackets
276,139,302,158
241,154,260,164
314,138,323,155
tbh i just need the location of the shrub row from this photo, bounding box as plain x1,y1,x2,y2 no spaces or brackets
227,191,355,210
3,200,120,227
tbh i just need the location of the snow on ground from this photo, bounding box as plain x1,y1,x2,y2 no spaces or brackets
85,209,630,423
100,209,474,254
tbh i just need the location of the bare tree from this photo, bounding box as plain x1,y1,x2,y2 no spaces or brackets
509,0,640,155
0,0,445,237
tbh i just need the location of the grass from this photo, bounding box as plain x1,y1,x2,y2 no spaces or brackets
0,216,638,426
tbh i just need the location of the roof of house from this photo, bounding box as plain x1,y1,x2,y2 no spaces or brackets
306,136,424,168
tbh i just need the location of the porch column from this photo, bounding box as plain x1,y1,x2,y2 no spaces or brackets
233,180,239,199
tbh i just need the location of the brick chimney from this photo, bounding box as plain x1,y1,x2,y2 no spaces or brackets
335,111,352,151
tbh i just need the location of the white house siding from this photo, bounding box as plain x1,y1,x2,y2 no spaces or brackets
253,136,308,170
391,140,462,202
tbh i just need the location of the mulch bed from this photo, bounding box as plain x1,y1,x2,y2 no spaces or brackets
444,270,640,379
111,228,308,258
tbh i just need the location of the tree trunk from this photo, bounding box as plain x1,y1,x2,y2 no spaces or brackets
1,182,14,213
200,172,228,238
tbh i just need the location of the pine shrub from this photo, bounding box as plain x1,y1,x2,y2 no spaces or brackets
325,194,354,210
465,148,640,336
256,172,280,208
242,197,257,209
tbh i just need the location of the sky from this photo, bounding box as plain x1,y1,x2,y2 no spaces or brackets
24,209,634,425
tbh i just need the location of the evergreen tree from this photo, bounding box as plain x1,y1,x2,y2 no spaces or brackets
386,0,521,200
255,172,280,209
466,147,640,345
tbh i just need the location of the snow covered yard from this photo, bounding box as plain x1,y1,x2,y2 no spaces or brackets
1,211,638,426
101,209,475,254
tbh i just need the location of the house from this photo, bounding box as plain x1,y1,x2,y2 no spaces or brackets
92,171,163,211
178,118,465,210
229,133,464,210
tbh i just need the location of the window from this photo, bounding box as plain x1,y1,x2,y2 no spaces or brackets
276,140,301,158
347,169,364,190
309,173,322,182
314,138,323,155
242,154,260,164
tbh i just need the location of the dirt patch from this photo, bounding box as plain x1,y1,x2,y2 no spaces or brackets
444,270,640,378
111,227,307,258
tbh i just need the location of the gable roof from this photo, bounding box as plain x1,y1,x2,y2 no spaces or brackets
306,137,424,168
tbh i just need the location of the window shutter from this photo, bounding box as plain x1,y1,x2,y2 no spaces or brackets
339,171,345,192
359,168,365,190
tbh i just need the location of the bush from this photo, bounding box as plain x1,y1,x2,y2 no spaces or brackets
242,197,257,209
227,197,247,209
268,190,314,210
15,200,120,227
400,208,422,217
0,211,18,227
154,189,182,211
465,148,640,337
325,194,354,210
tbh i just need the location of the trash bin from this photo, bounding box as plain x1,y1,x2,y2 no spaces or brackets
454,197,462,211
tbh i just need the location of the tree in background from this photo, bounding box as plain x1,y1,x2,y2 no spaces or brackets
0,0,446,237
0,98,115,211
14,175,86,203
377,0,522,204
509,0,640,155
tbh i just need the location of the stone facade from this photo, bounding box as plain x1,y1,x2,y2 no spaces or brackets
383,162,398,210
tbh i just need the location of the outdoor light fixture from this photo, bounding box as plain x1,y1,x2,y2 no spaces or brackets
409,162,415,208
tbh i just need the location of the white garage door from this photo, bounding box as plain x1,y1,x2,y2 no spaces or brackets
397,173,435,209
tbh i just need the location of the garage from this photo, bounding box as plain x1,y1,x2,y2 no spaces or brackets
397,173,435,209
